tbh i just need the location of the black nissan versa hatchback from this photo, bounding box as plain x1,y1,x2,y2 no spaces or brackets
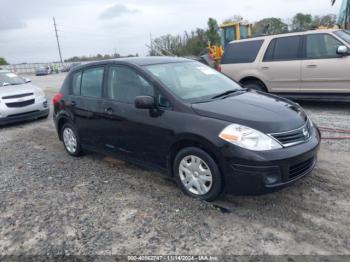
53,57,321,201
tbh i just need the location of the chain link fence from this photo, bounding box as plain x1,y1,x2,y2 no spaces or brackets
0,62,73,74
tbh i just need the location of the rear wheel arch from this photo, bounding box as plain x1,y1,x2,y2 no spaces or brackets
57,116,71,140
239,76,268,92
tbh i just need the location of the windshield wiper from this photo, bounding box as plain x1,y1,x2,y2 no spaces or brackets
211,89,247,99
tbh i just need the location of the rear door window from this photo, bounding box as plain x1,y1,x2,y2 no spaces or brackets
221,40,264,64
264,36,302,61
81,67,104,98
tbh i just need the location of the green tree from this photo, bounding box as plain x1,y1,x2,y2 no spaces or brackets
253,17,288,35
150,28,209,56
186,28,208,55
292,13,313,31
0,57,8,65
206,18,221,45
312,14,337,28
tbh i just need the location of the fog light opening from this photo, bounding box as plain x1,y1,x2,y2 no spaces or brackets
264,173,281,185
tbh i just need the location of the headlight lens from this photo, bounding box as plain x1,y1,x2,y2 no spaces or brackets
219,124,282,151
35,88,45,98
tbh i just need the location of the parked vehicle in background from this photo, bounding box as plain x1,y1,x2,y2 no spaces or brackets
35,66,52,76
61,66,70,73
68,62,82,72
221,29,350,101
0,70,49,125
53,57,320,201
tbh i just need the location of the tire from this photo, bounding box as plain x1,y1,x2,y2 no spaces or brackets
242,80,266,92
173,147,223,201
61,122,83,157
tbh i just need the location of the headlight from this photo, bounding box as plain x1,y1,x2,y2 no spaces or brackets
219,124,282,151
35,88,45,98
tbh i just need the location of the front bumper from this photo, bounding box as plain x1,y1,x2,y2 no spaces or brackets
0,97,49,126
220,126,321,195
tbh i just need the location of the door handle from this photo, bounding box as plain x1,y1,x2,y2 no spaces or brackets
71,101,77,107
105,107,114,115
306,64,317,68
261,66,269,70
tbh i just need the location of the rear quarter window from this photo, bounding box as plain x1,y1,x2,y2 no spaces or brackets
221,40,264,64
72,71,82,95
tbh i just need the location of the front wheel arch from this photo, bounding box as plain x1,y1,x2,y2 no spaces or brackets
167,136,222,178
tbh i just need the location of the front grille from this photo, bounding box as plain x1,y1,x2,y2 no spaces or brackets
2,93,33,99
6,99,35,108
289,157,315,179
270,120,311,147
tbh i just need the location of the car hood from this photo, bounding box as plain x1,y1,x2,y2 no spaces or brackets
191,91,307,134
0,83,42,97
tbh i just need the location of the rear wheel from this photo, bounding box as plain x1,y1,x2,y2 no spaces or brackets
61,123,82,156
173,147,222,201
242,80,266,92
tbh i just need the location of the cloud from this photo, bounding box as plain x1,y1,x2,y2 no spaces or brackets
0,17,26,31
99,4,140,19
0,0,94,31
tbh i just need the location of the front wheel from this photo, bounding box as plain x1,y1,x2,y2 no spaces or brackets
61,123,83,157
173,147,223,201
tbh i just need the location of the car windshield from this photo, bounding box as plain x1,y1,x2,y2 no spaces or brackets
0,72,26,86
334,30,350,44
145,61,242,102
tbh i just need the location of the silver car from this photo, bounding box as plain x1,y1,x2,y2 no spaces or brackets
35,66,52,76
0,70,49,126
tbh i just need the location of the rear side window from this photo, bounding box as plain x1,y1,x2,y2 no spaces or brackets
81,67,104,98
72,71,82,95
264,36,302,61
221,40,264,64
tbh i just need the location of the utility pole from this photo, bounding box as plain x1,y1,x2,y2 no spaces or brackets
53,17,63,64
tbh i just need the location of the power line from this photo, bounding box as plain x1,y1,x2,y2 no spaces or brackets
53,17,63,63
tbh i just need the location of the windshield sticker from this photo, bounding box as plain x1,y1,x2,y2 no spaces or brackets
197,66,218,75
6,73,17,78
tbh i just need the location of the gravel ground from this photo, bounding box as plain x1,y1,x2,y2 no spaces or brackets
0,74,349,256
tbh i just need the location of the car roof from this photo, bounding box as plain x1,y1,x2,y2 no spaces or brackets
228,29,341,44
72,56,192,71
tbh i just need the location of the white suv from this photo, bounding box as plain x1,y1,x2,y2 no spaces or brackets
221,30,350,101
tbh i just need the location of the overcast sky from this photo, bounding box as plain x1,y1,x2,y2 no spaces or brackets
0,0,342,63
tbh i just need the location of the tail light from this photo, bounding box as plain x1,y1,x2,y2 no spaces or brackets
52,92,63,106
217,65,222,72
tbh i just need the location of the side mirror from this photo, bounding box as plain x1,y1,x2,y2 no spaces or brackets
337,45,348,56
134,96,155,109
2,82,10,87
24,78,31,83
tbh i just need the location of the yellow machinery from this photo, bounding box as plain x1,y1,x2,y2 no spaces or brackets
220,22,253,47
208,22,253,70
